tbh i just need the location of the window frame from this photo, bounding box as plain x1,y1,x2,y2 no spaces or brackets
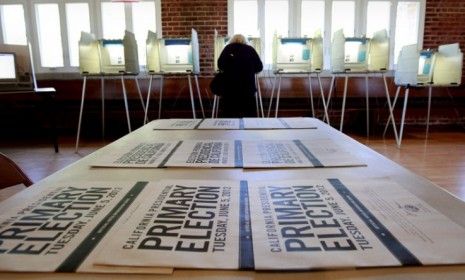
229,0,426,70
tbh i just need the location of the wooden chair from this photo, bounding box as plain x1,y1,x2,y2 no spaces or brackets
0,152,33,189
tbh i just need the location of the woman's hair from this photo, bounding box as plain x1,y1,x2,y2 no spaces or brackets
229,34,247,44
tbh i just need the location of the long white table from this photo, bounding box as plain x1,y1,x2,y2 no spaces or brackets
1,118,465,279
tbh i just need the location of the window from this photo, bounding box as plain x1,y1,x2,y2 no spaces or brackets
332,1,355,37
231,0,425,69
132,1,156,66
301,0,325,37
101,2,125,39
264,0,289,64
366,1,391,37
0,4,27,45
233,0,258,36
66,3,91,67
35,3,64,67
394,1,421,63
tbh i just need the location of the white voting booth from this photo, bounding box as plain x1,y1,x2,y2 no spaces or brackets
386,43,463,147
144,29,204,124
327,29,390,135
269,31,325,118
76,31,145,152
211,31,264,118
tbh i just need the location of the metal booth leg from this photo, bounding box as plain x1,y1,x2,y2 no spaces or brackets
324,75,336,124
158,76,164,119
101,76,105,138
317,73,330,125
144,75,153,124
194,75,205,118
274,74,282,118
75,76,87,153
339,75,349,131
256,74,264,117
308,74,315,117
426,85,432,137
134,76,145,113
398,87,410,147
121,75,132,132
267,75,277,117
365,74,369,137
383,85,401,140
187,74,197,119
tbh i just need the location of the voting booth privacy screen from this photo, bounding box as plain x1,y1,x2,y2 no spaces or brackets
395,43,462,86
271,31,323,73
331,29,390,73
146,29,200,74
78,30,139,75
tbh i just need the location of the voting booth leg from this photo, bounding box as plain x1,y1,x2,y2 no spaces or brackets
267,75,277,117
426,85,433,137
365,75,370,137
274,74,283,118
194,75,205,118
308,74,315,117
101,77,105,139
158,76,164,119
255,93,259,117
143,75,153,124
339,75,349,131
256,74,264,117
120,76,132,132
324,75,336,124
134,77,146,113
383,85,400,138
398,87,410,147
75,76,87,153
187,75,197,119
212,95,218,118
318,73,330,125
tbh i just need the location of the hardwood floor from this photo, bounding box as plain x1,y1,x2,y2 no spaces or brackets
1,127,464,200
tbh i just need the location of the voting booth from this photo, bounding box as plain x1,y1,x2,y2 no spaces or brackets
144,29,204,124
76,30,145,153
327,29,391,135
269,31,325,118
387,43,463,147
211,31,264,118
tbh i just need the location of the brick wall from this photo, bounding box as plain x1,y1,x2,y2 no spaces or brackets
161,0,227,75
423,0,465,79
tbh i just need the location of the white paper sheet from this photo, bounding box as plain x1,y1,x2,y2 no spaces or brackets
197,119,241,130
164,140,239,168
0,181,171,274
92,142,180,168
241,139,365,168
152,119,202,130
94,180,242,269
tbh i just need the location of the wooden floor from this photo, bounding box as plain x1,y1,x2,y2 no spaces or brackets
1,127,464,201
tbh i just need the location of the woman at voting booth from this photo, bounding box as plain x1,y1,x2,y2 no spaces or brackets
216,34,263,117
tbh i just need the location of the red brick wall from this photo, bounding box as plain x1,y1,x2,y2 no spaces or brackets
161,0,228,75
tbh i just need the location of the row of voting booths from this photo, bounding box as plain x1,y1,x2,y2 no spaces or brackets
77,28,462,150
